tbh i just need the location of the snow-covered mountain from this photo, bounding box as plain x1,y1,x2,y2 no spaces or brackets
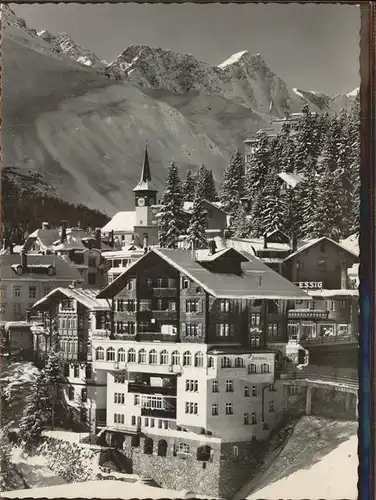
1,5,359,215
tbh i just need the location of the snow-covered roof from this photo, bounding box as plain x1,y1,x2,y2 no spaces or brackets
340,233,359,256
31,287,110,311
307,289,359,298
284,236,359,262
102,211,136,233
278,172,305,188
53,228,92,251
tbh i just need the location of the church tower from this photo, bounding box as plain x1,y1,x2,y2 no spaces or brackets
133,143,159,247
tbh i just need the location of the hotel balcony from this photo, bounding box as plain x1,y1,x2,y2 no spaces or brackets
128,383,177,396
140,407,177,419
288,309,329,319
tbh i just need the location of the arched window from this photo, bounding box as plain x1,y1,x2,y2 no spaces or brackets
160,350,169,365
208,356,214,368
68,386,75,401
106,347,115,361
221,356,231,368
172,351,180,365
157,439,168,457
261,363,270,373
128,348,136,363
194,352,204,367
149,349,158,364
117,348,126,363
197,445,212,461
95,347,104,360
144,437,153,455
248,363,257,374
183,351,192,366
235,357,244,368
138,349,147,364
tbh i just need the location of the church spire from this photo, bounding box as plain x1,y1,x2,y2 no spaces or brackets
133,142,157,192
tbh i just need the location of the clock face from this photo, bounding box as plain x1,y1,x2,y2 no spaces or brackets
138,197,145,207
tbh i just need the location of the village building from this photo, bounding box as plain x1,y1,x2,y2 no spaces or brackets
88,246,309,497
29,287,110,431
101,145,228,250
0,252,83,322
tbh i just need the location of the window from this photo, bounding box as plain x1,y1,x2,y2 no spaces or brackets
185,380,198,392
138,321,149,333
139,299,152,311
14,287,21,298
168,301,177,312
149,349,158,364
251,412,257,425
183,351,192,366
172,351,180,365
308,301,316,310
186,299,199,313
106,347,115,361
131,416,136,426
185,402,198,415
64,364,70,377
251,313,261,326
219,300,231,313
212,380,219,393
61,298,74,310
221,357,232,368
249,334,261,348
73,365,79,378
248,363,257,374
138,349,147,363
235,357,244,368
117,348,126,362
225,403,233,415
160,350,169,365
117,299,135,313
212,403,218,416
158,420,163,429
28,286,37,299
340,301,347,310
134,394,140,406
244,385,250,397
127,349,136,363
182,278,190,289
288,323,300,341
144,438,154,455
68,386,74,401
176,443,190,455
158,440,168,457
261,363,270,373
96,347,104,361
216,324,234,337
338,324,349,336
81,388,87,403
225,380,233,393
208,356,214,368
144,418,149,427
252,386,257,396
269,401,275,413
194,352,204,367
114,393,125,404
232,446,239,458
185,323,198,337
150,418,155,428
114,413,125,424
126,278,136,290
114,372,126,384
268,323,279,337
244,413,249,425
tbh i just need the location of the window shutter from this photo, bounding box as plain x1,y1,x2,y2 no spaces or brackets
181,323,186,335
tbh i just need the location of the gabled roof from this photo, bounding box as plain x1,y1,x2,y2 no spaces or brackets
0,254,83,282
101,211,136,233
97,248,310,301
24,228,60,251
31,287,110,312
182,200,227,215
283,236,359,262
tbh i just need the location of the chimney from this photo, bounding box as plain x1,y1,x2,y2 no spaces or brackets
95,227,102,249
208,239,217,255
263,233,268,249
110,230,115,248
143,233,149,252
60,220,67,243
42,222,49,230
291,235,298,252
340,261,348,290
21,247,27,271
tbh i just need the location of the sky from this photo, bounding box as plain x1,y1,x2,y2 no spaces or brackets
13,3,360,95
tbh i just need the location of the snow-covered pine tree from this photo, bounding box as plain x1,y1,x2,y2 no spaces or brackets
0,427,13,492
231,202,253,238
260,167,287,234
347,94,360,234
243,132,270,214
43,349,64,430
182,169,196,202
195,165,218,202
186,194,208,249
293,104,321,176
300,171,320,238
19,372,50,453
220,151,245,216
158,162,186,248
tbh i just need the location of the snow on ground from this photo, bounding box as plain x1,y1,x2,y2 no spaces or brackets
4,480,204,499
0,361,39,396
43,430,91,443
10,447,67,490
236,417,358,500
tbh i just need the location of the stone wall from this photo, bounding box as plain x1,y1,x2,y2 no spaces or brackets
311,387,357,420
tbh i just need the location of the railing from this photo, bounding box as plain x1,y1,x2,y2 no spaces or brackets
140,408,176,419
138,332,178,342
128,383,177,396
288,309,329,319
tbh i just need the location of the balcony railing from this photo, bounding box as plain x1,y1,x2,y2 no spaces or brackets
140,408,177,419
288,309,329,319
138,332,178,342
128,383,177,396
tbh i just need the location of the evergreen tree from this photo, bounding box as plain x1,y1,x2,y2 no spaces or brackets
19,372,49,453
43,350,64,430
299,171,320,238
182,169,196,202
220,151,245,216
347,94,360,234
186,194,208,249
158,162,186,248
231,202,253,238
260,168,287,233
293,104,321,176
243,133,270,214
0,427,12,492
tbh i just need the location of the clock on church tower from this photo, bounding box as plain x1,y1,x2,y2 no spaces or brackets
137,197,146,207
